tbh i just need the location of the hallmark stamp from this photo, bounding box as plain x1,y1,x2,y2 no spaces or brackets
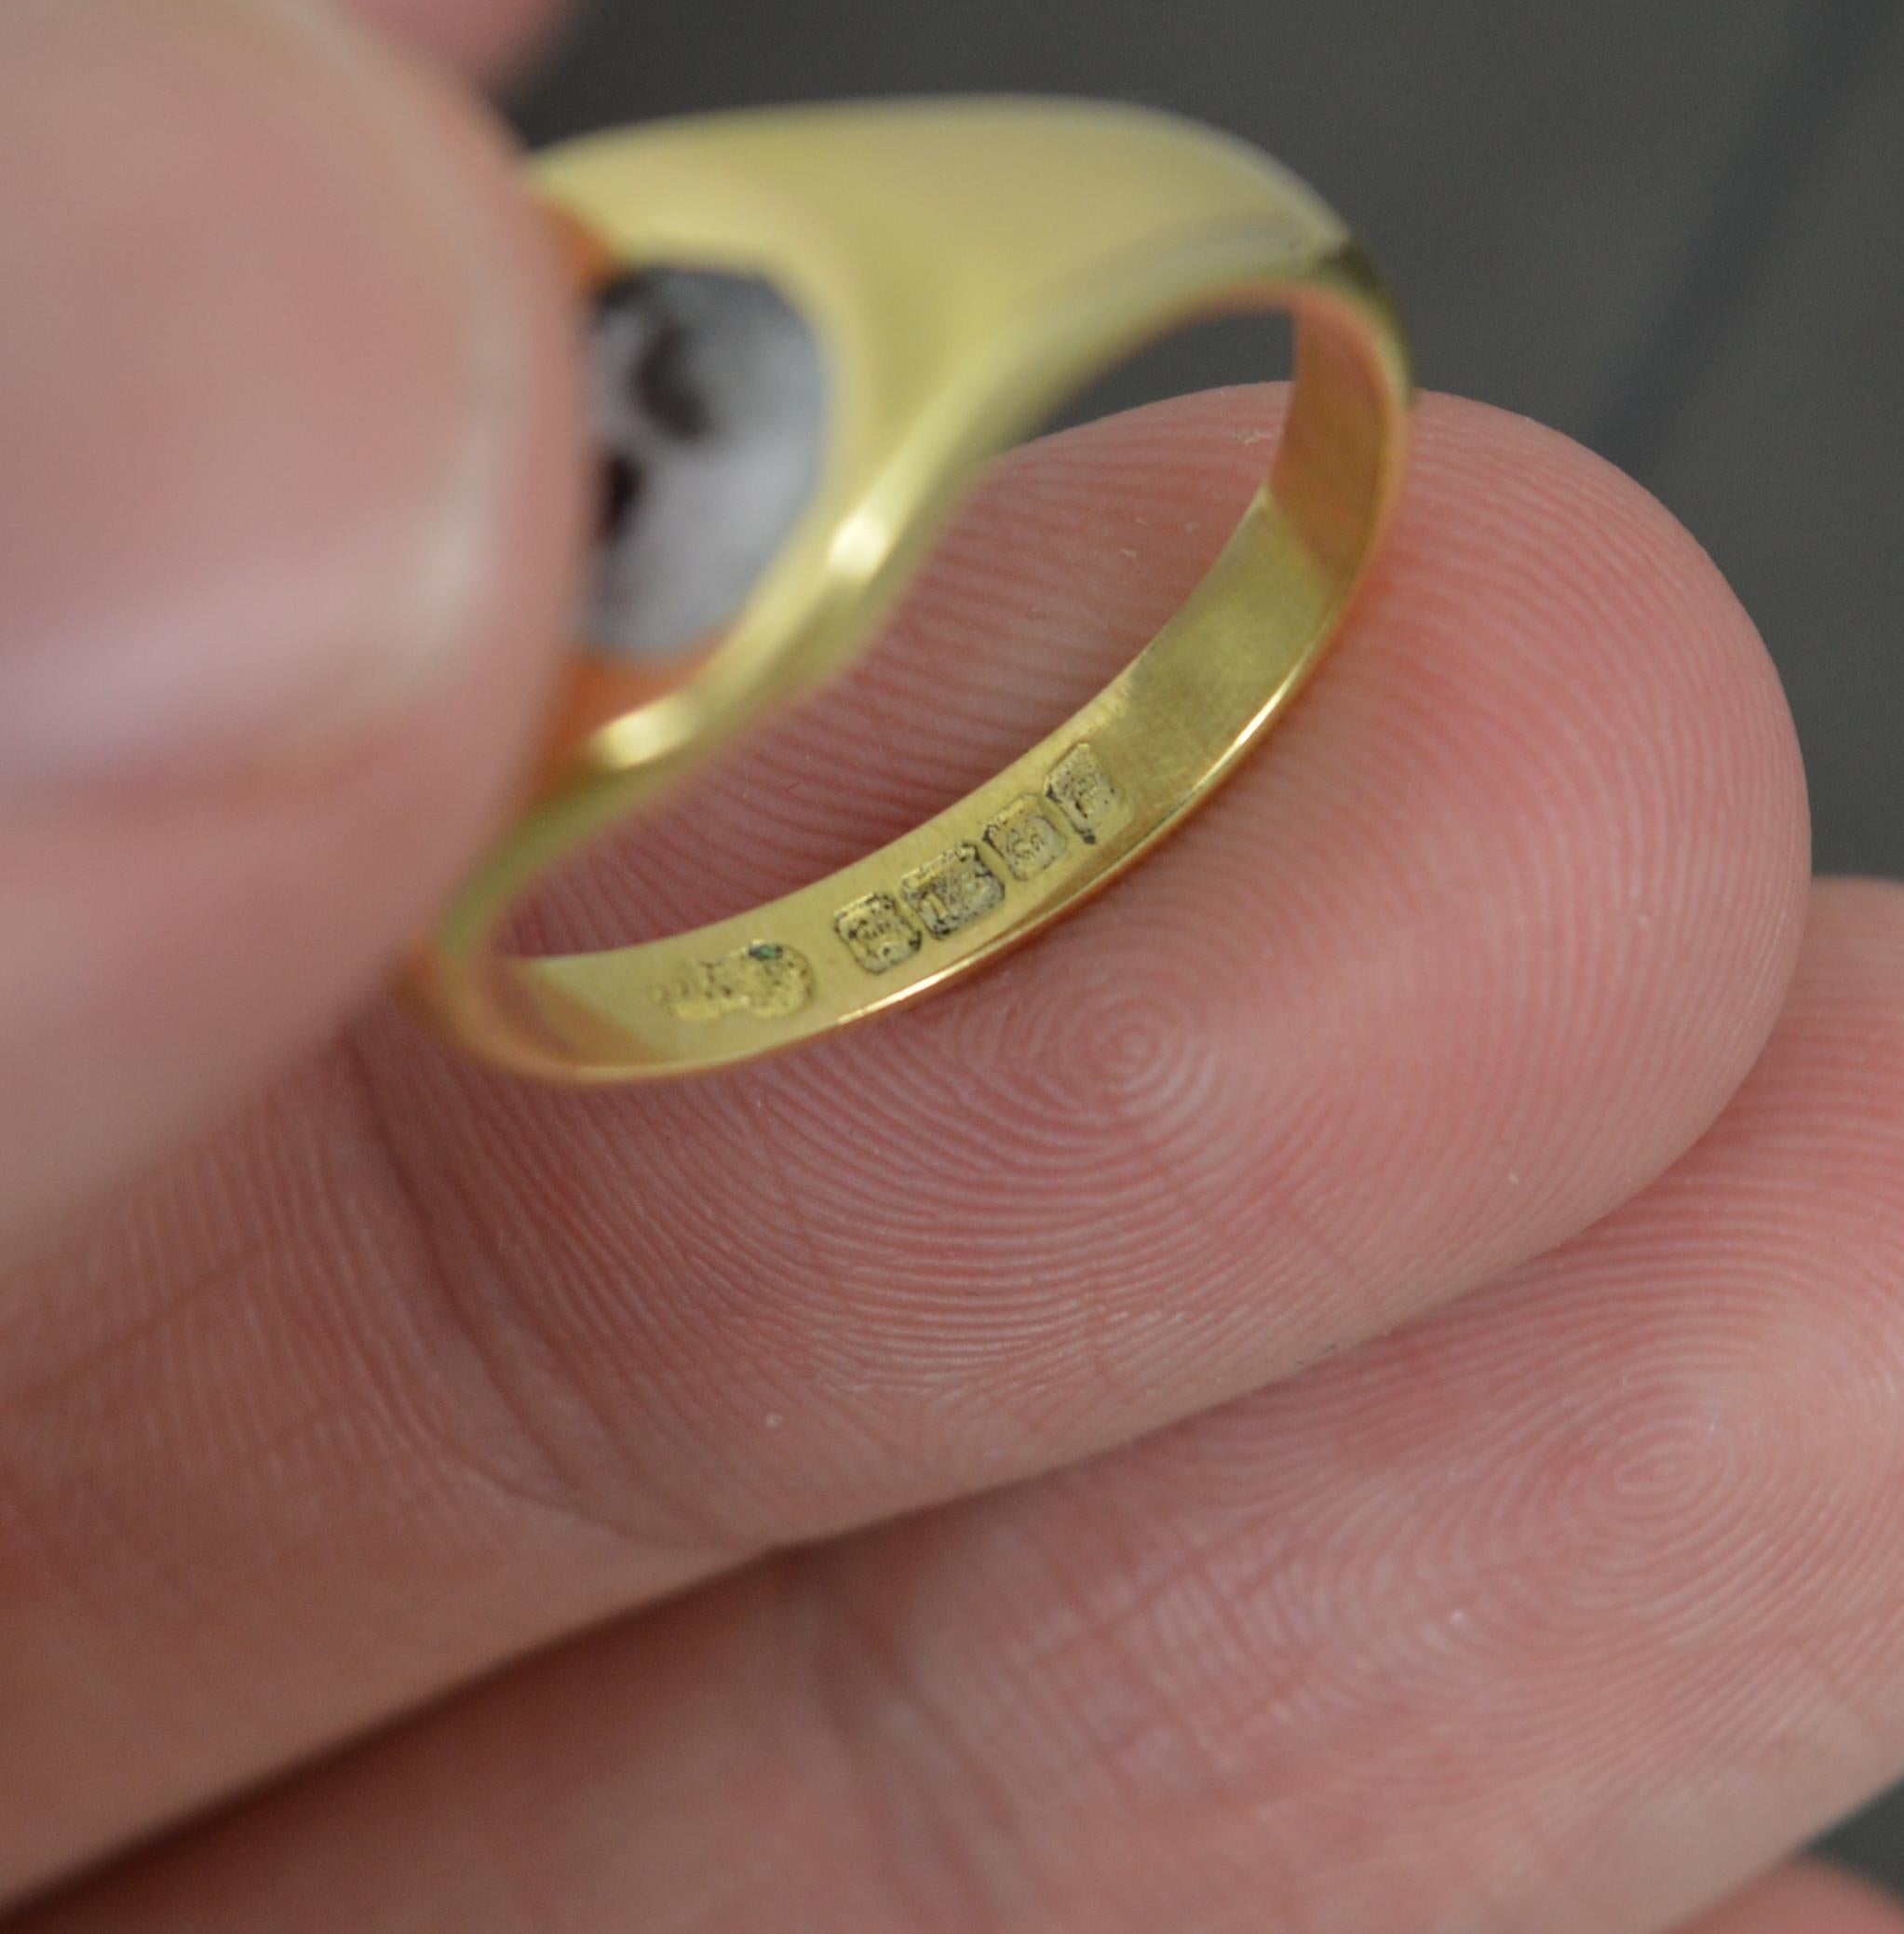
655,940,814,1021
900,843,1006,939
984,796,1069,881
1045,742,1130,845
833,892,924,973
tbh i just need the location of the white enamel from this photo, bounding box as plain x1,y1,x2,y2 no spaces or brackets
586,269,829,658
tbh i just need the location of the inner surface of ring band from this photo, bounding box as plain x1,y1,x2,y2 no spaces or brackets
481,283,1397,1075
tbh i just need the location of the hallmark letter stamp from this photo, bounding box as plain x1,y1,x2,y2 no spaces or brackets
899,844,1006,938
833,892,924,973
984,796,1069,881
1045,742,1130,845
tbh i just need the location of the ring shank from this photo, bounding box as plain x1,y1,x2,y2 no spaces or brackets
404,107,1411,1083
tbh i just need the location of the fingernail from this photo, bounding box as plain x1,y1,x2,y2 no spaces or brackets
0,0,531,783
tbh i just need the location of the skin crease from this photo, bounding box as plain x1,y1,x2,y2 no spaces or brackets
1,0,1899,1927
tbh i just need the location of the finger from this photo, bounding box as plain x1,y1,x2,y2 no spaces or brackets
28,879,1904,1934
0,392,1803,1898
343,0,575,78
0,0,583,1237
1680,1864,1904,1934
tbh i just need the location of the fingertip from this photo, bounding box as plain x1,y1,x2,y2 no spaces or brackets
1681,1860,1904,1933
341,0,574,79
1304,390,1812,1198
0,0,588,1232
342,385,1815,1547
0,0,588,784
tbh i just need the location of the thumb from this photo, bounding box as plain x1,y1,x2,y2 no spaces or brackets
0,0,584,1237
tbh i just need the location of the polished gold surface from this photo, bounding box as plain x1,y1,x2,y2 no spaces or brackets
404,98,1413,1082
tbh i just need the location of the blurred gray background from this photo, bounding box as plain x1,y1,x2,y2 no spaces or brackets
507,0,1904,1891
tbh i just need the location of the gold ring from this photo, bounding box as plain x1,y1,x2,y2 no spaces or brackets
403,98,1412,1083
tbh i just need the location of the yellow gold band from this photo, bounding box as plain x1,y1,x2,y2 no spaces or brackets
404,99,1413,1083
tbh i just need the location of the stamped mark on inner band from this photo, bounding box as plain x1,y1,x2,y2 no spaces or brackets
984,795,1069,880
1045,742,1130,845
900,843,1005,938
833,893,923,975
832,742,1129,977
655,941,815,1021
656,745,1133,1011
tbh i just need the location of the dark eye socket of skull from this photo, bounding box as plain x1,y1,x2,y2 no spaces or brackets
599,450,644,544
637,319,715,440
